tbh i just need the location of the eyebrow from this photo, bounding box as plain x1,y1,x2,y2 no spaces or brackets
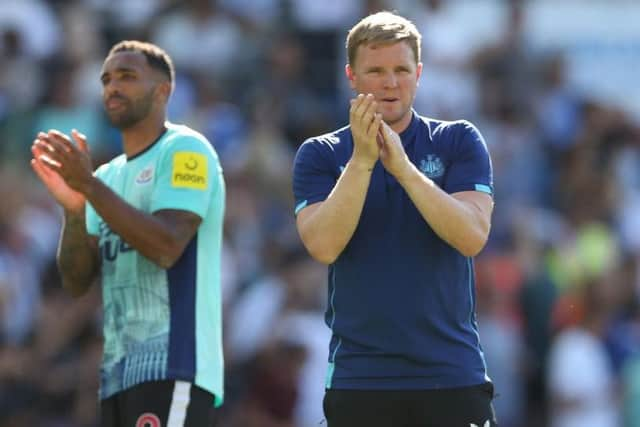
364,65,411,72
100,66,139,81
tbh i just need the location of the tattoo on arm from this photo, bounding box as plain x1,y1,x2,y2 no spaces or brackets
152,209,202,267
57,212,99,296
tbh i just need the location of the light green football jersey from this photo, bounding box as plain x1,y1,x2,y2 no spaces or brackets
86,122,225,406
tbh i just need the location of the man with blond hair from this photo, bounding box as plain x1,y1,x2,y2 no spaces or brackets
293,11,497,426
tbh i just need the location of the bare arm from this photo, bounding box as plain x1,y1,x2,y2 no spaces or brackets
35,129,201,270
397,165,493,256
296,94,382,264
379,122,493,256
296,160,373,264
57,209,100,297
85,177,201,268
31,135,99,297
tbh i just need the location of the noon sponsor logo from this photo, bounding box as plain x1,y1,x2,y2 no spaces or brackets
171,151,207,189
173,171,205,185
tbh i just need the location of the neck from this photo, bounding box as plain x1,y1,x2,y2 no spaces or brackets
121,114,167,158
389,110,413,134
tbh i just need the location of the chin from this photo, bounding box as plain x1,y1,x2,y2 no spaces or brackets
108,119,127,129
382,111,406,125
108,115,138,130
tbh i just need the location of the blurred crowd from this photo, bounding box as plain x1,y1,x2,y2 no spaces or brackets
1,0,639,426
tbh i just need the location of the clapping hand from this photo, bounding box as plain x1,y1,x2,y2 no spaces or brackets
378,121,411,179
31,129,93,214
349,93,383,170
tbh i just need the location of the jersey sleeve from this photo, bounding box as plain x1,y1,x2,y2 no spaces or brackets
292,138,337,215
443,121,493,196
150,136,220,218
86,164,108,236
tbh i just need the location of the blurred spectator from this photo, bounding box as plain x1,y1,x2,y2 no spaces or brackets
476,254,526,427
408,0,490,119
151,0,244,77
0,0,61,60
31,60,113,161
547,275,621,427
0,28,44,115
219,0,282,30
534,53,583,155
186,75,249,173
87,0,169,35
623,354,640,427
247,33,334,150
287,0,362,32
512,207,562,427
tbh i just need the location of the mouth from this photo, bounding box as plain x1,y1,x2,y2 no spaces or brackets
380,97,399,104
105,97,127,111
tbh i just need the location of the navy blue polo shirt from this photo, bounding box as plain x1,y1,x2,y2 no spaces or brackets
292,112,494,390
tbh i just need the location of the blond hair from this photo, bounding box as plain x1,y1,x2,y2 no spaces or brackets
346,11,422,66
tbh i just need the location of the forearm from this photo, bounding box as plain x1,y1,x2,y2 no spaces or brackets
397,164,490,256
83,177,186,268
298,160,374,264
57,210,98,296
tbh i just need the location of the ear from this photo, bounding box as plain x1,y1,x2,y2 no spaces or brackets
416,62,423,87
155,80,172,103
345,64,356,90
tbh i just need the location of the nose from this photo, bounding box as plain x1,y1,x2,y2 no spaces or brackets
382,72,398,89
103,80,121,99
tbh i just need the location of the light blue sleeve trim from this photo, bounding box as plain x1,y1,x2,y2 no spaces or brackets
474,184,492,194
214,394,224,407
325,362,335,389
294,200,308,215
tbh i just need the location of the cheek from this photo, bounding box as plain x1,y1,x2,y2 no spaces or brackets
400,79,417,95
355,79,380,95
356,74,376,85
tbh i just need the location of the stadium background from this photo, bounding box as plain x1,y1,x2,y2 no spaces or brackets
1,0,639,426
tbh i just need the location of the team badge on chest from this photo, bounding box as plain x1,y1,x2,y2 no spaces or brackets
135,165,154,185
419,155,445,179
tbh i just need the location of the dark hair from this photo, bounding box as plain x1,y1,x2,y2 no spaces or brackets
107,40,175,86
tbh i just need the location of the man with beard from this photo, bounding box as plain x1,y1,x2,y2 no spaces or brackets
30,41,225,426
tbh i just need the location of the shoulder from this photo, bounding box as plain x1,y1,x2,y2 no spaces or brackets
294,125,351,164
160,122,219,160
299,124,351,152
163,122,211,147
416,115,483,142
422,116,488,155
94,154,126,178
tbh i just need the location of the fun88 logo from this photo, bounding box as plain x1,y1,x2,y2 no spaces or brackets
99,222,133,262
